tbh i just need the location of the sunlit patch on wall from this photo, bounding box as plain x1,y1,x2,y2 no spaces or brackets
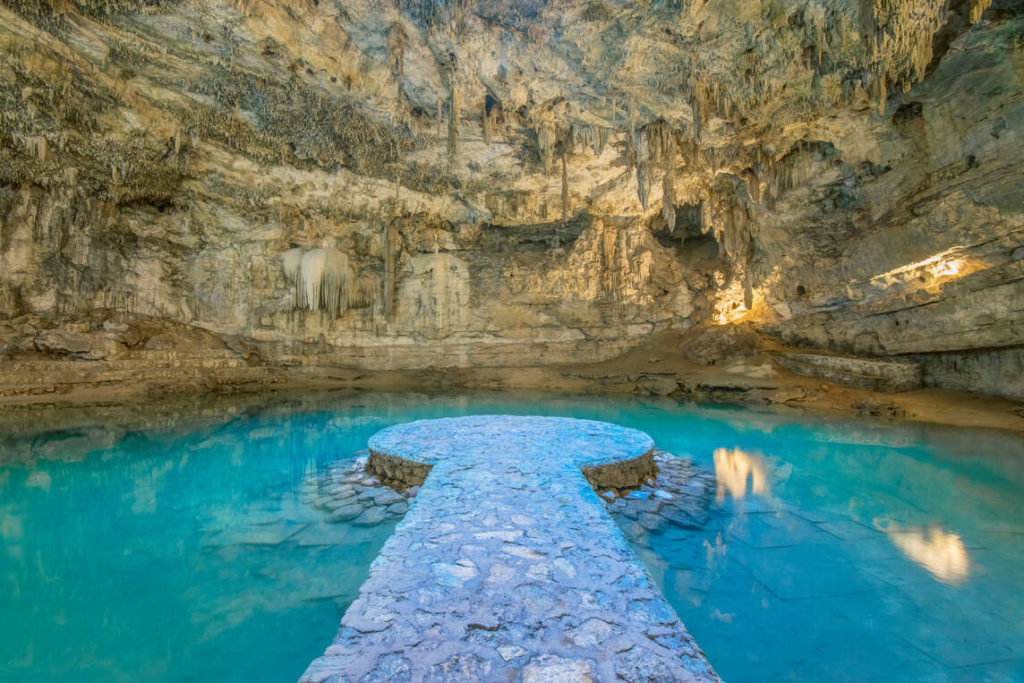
869,246,983,291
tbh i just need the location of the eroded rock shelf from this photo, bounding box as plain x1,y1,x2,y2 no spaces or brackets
301,416,718,682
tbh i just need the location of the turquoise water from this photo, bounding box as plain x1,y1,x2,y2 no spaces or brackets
1,393,1022,681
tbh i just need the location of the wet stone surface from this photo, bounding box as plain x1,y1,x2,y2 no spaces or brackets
602,452,718,539
302,453,419,527
301,416,718,682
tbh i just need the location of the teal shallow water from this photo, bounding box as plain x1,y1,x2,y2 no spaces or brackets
1,393,1022,681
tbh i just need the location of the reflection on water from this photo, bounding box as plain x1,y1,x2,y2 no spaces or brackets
0,405,405,682
633,410,1024,682
878,521,971,584
2,392,1022,682
713,447,770,501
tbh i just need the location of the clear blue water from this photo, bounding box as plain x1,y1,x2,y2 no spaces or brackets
1,393,1022,682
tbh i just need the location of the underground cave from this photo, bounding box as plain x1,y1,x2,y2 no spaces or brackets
1,0,1022,681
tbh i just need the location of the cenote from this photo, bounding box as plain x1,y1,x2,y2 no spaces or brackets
4,1,1023,680
1,393,1021,682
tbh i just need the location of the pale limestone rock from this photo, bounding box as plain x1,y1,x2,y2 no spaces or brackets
0,0,1019,397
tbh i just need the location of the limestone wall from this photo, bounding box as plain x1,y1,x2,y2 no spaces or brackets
0,1,1020,394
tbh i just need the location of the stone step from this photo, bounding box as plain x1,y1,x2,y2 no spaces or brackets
122,349,242,361
1,356,249,376
0,364,283,396
0,364,275,382
775,351,922,392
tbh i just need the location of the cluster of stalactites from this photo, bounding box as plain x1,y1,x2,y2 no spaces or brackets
862,0,992,114
536,121,557,174
281,247,355,318
634,120,679,226
525,115,608,221
16,133,49,162
351,270,383,315
533,116,609,174
482,93,501,144
703,175,753,264
682,0,993,130
447,80,461,167
694,139,821,234
762,142,819,205
689,79,738,140
386,22,407,107
573,124,608,157
968,0,992,21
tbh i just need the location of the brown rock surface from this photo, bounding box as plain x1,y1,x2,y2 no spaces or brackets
0,0,1021,407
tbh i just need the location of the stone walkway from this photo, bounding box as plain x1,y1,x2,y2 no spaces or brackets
301,416,719,682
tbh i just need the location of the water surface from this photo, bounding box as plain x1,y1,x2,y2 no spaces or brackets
1,392,1021,681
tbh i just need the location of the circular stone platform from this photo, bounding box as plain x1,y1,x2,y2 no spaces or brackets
302,415,718,682
366,415,658,490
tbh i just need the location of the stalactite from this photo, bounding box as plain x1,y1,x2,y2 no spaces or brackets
660,122,677,231
281,247,304,307
876,63,887,116
689,91,703,142
662,169,676,233
386,22,407,106
635,127,651,211
482,99,493,145
537,121,555,174
561,150,569,222
969,0,992,22
352,271,382,312
703,175,754,266
628,102,637,144
572,125,587,155
722,201,750,261
482,94,502,146
447,82,461,167
742,169,761,204
383,219,397,318
634,120,676,212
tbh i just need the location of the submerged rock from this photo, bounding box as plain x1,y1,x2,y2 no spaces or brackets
353,507,387,527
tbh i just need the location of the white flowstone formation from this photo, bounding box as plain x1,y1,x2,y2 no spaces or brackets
281,247,355,318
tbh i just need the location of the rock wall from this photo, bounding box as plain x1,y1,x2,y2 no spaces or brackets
0,0,1021,395
750,7,1024,399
